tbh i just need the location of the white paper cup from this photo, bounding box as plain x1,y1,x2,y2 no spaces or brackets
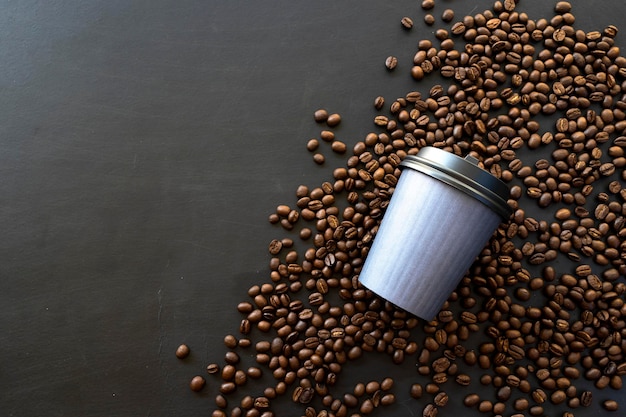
358,147,512,320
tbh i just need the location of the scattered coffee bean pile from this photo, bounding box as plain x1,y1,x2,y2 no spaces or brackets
180,1,626,416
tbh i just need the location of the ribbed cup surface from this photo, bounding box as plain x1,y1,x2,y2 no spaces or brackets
359,169,502,320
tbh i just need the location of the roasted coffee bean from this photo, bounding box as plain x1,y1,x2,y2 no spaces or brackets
434,392,449,407
410,383,423,399
385,56,398,70
581,390,593,407
464,393,480,407
401,16,413,29
176,344,190,359
306,139,319,152
441,9,454,22
555,1,572,13
380,377,394,391
603,400,619,411
326,113,341,127
247,367,262,379
224,351,240,364
422,403,437,417
224,335,238,349
360,398,374,414
421,0,434,10
189,376,206,392
313,109,328,123
373,96,385,110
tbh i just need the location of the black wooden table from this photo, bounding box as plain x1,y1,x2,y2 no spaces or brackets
1,1,624,416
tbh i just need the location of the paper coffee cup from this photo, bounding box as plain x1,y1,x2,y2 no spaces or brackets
358,146,513,320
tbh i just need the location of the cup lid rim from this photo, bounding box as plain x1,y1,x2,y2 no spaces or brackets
400,147,513,219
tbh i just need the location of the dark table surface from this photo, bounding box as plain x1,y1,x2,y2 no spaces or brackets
1,1,625,416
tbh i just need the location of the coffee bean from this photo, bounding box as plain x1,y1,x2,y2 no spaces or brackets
313,153,325,165
434,392,448,407
581,390,593,407
401,16,413,29
380,377,394,391
463,393,480,407
441,9,454,22
410,383,423,398
224,351,240,364
513,397,529,411
331,140,347,154
360,398,374,414
385,56,398,70
421,0,434,10
314,109,329,123
326,113,341,127
603,400,619,411
373,96,385,110
422,403,437,417
555,1,572,13
224,334,238,349
176,344,190,359
478,400,493,413
190,375,206,392
306,139,319,152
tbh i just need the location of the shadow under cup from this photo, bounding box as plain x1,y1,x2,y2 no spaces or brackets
358,147,513,321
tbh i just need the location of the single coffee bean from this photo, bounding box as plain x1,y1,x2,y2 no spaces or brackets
314,109,329,123
478,400,493,413
326,113,341,127
497,386,512,401
313,153,325,165
175,344,190,359
365,380,380,394
422,403,437,417
268,239,283,255
464,393,480,407
421,0,434,10
401,16,413,29
306,138,319,152
374,96,385,110
603,400,619,411
331,140,347,154
441,9,454,22
434,392,449,407
381,377,394,391
215,394,227,409
190,375,206,392
385,56,398,70
224,351,240,364
513,398,529,411
550,389,567,404
224,334,238,349
360,398,374,414
555,1,572,13
222,364,236,381
410,383,423,398
580,390,593,407
247,367,262,379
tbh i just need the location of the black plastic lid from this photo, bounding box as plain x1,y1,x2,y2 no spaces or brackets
400,147,513,220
